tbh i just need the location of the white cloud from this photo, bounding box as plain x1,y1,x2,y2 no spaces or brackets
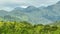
0,0,60,6
20,6,28,8
0,0,60,11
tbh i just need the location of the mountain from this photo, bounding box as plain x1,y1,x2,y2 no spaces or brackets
0,10,8,17
50,21,60,26
3,15,20,21
24,6,40,13
11,7,25,12
42,1,60,21
0,1,60,24
9,6,52,24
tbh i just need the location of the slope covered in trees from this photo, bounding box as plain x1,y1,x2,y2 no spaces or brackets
0,21,60,34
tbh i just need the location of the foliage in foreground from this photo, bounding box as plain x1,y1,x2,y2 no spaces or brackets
0,21,60,34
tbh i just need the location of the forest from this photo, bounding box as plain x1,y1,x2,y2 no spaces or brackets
0,21,60,34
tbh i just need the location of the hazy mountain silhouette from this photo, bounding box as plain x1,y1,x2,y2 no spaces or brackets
0,1,60,24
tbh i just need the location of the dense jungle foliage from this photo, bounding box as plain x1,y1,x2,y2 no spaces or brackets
0,21,60,34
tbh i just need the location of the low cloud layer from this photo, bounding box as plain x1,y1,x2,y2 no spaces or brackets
0,0,60,11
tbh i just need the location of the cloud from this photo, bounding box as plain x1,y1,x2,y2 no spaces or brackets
0,0,60,7
0,0,60,11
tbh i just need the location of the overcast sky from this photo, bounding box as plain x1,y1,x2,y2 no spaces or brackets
0,0,60,11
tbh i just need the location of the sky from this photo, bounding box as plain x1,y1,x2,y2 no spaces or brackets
0,0,60,11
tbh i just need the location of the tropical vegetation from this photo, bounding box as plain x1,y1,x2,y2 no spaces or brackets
0,21,60,34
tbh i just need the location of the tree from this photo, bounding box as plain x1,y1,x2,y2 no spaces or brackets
49,26,58,34
40,25,50,34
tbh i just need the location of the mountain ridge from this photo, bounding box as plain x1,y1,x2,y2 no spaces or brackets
0,1,60,24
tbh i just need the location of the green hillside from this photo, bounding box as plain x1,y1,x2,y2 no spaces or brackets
0,21,60,34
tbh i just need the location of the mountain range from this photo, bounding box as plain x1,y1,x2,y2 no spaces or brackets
0,1,60,24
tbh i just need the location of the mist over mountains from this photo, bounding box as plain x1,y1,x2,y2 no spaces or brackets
0,1,60,24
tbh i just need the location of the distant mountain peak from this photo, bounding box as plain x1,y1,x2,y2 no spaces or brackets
12,7,25,12
14,7,24,10
27,6,36,9
56,1,60,4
